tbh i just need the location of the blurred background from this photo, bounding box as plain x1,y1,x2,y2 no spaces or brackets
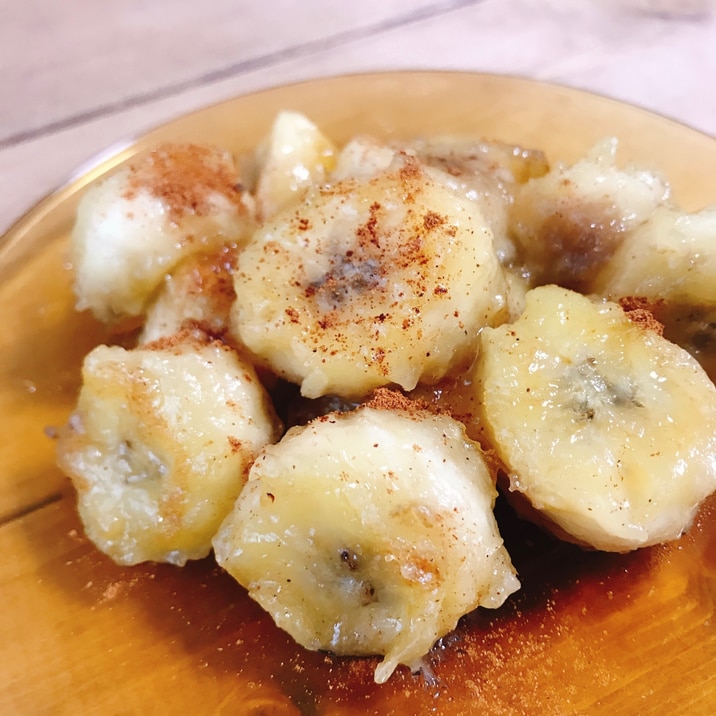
1,0,714,232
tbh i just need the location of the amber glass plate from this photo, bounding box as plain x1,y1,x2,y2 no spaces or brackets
2,72,715,715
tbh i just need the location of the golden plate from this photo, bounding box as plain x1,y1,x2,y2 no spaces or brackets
1,71,715,715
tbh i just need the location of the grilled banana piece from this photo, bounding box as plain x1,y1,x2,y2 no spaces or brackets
213,395,519,684
57,331,281,566
593,204,716,380
71,143,254,323
509,138,669,290
253,111,336,221
474,284,716,552
230,153,509,399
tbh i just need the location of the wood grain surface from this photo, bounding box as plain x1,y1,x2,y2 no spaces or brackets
1,72,715,715
1,0,715,233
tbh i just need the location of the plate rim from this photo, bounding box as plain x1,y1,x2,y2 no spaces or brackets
3,68,716,254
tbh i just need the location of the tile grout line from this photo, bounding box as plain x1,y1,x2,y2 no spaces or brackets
0,0,485,150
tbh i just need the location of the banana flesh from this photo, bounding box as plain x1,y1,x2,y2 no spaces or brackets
333,135,549,267
592,204,716,380
71,143,254,323
399,136,550,266
474,284,716,552
230,152,509,399
509,138,669,290
253,111,337,221
57,332,281,565
140,246,238,344
331,135,397,181
212,398,519,684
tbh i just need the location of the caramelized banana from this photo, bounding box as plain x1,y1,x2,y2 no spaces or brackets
334,135,549,266
71,143,254,323
253,111,336,220
509,139,668,290
401,136,550,265
474,285,716,552
231,153,509,399
213,394,519,684
140,246,237,344
592,205,716,379
331,135,397,181
57,331,281,565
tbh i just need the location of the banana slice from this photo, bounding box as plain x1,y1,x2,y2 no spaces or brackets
333,136,549,266
140,246,238,344
212,392,519,684
56,330,281,566
253,111,336,221
331,135,398,181
400,136,550,266
71,143,254,323
509,138,669,290
230,153,509,399
407,136,549,186
474,284,716,552
333,135,539,317
592,204,716,380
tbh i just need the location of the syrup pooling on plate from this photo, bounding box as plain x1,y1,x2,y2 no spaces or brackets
57,110,716,684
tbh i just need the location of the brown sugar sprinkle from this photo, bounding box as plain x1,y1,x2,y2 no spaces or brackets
397,153,424,184
227,436,243,453
423,211,446,231
123,143,247,221
619,296,665,336
356,202,382,249
364,387,431,417
143,325,214,353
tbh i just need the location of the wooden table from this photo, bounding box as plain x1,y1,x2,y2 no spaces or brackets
1,0,715,234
